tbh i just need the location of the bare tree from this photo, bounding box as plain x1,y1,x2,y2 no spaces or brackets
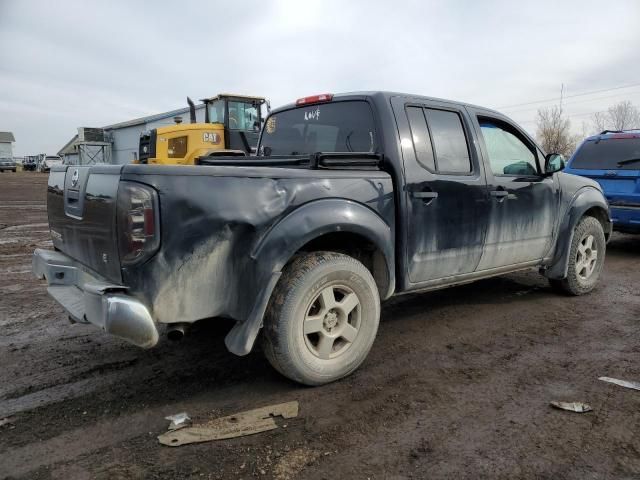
607,100,640,130
579,121,591,139
536,106,578,157
591,111,607,133
591,101,640,132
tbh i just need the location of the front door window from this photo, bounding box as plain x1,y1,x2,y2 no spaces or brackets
479,121,539,176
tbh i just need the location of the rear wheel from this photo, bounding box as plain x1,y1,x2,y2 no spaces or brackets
549,216,605,295
263,251,380,385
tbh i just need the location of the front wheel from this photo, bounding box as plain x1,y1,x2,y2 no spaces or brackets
262,252,381,386
549,216,606,295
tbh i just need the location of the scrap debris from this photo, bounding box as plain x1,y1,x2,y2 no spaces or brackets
550,401,593,413
599,376,640,391
165,412,191,431
158,401,299,447
0,417,13,427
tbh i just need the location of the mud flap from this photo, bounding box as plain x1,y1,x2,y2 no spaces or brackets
224,272,282,356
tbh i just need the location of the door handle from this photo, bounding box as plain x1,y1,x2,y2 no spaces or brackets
490,190,508,200
411,190,438,205
411,191,439,199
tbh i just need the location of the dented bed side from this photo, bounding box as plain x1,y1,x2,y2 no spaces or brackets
118,165,395,354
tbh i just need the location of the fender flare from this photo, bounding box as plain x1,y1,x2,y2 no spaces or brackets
545,186,611,279
225,198,395,356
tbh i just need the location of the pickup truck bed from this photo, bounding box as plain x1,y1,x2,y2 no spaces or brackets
38,162,395,354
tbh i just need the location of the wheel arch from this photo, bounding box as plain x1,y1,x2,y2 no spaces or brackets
225,198,395,356
545,186,611,280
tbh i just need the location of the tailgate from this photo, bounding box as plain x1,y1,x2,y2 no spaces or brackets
47,165,124,283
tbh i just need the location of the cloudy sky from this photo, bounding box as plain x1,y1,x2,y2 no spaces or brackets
1,0,639,156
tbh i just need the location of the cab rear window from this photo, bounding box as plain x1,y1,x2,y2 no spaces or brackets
571,138,640,170
260,101,376,156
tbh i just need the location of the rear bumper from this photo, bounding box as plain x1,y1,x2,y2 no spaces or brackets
610,205,640,233
32,248,159,348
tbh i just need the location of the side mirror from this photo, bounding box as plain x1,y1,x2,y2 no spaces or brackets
545,153,565,174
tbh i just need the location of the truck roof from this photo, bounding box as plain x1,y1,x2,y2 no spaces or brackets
271,91,503,117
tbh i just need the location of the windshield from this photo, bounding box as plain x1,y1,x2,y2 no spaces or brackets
207,100,225,124
259,101,376,156
571,138,640,170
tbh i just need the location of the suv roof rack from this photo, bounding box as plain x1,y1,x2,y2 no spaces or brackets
600,129,640,135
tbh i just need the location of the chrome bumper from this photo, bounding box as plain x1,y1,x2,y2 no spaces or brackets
32,248,159,348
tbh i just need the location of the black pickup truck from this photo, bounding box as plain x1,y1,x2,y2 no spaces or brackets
34,91,611,385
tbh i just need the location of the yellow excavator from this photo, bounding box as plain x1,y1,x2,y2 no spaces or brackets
137,94,268,165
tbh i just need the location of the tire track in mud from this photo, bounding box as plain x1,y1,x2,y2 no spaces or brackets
0,373,126,418
0,409,161,478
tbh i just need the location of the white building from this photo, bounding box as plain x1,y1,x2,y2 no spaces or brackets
0,132,15,159
59,104,205,165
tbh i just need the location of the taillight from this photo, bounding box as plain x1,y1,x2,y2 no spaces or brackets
295,93,333,106
117,182,160,265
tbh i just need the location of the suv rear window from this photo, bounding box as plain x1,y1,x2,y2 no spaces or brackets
260,101,376,156
571,138,640,170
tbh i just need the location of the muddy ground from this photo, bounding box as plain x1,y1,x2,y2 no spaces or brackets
0,171,638,479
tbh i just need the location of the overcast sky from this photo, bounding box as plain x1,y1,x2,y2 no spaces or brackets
1,0,640,156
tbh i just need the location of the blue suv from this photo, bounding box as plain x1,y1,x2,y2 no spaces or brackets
564,130,640,233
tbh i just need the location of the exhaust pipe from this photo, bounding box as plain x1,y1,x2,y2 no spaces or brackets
187,97,197,124
167,323,190,341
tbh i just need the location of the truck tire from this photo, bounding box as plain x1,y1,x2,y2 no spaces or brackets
263,251,380,385
549,216,605,296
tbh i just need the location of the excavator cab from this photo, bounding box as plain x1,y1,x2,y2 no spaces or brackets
138,94,268,165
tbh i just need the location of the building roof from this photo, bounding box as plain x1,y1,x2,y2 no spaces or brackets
0,132,15,143
102,104,205,130
58,134,78,156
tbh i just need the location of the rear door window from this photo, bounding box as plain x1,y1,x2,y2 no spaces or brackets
406,106,471,174
406,107,436,171
571,138,640,170
424,109,471,173
260,101,376,155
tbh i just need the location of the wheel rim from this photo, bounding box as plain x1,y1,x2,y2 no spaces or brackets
302,284,361,360
575,233,598,281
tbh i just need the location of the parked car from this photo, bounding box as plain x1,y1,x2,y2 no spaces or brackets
39,155,62,172
22,157,38,171
33,91,611,385
0,158,16,172
564,130,640,233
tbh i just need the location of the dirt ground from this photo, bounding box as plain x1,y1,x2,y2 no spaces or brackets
0,171,639,480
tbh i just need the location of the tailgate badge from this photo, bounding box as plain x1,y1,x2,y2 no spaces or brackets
71,169,79,187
